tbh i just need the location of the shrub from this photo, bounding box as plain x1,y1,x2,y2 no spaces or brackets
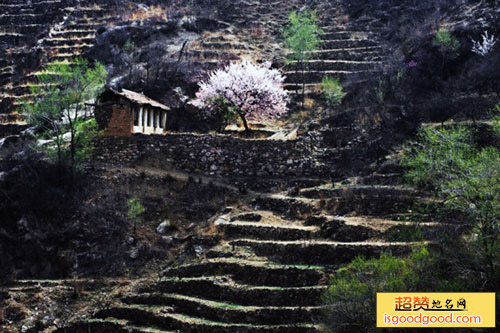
402,123,500,297
492,104,500,137
322,248,436,332
433,28,460,55
127,198,145,239
402,125,475,189
74,119,100,165
193,60,289,133
321,76,346,106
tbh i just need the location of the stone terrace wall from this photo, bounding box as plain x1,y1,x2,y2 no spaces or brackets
94,133,326,178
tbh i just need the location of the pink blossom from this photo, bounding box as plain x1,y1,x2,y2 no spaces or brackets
193,60,289,122
408,60,418,67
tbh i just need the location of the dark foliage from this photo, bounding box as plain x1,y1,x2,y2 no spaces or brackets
342,0,500,130
0,143,135,281
0,144,81,280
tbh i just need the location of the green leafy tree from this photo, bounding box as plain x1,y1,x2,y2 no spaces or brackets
282,10,323,109
322,248,435,331
492,104,500,137
74,119,100,163
21,58,106,169
403,124,500,294
122,40,140,81
402,126,475,188
127,198,145,239
432,28,460,76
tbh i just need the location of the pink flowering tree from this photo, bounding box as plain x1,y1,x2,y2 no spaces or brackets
193,60,289,134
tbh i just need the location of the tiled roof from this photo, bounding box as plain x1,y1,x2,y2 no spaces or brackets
109,88,170,111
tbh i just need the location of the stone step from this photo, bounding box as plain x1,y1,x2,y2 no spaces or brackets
123,293,323,325
43,36,96,47
0,71,14,82
199,42,253,50
283,83,320,94
53,318,171,333
7,278,132,289
47,53,88,61
64,7,107,16
320,31,379,40
284,59,382,72
0,4,33,10
0,123,29,137
63,22,105,31
230,212,264,222
284,70,379,84
296,184,419,200
205,243,269,261
252,195,318,219
217,221,319,241
188,50,241,60
294,184,435,216
1,85,31,96
1,8,35,16
0,114,21,124
154,276,326,306
0,13,50,25
50,29,96,38
69,16,112,24
0,24,45,34
164,258,327,287
310,215,460,242
0,33,27,46
229,239,417,265
305,47,384,61
319,25,383,33
44,44,93,55
349,173,403,186
95,305,320,333
320,39,379,49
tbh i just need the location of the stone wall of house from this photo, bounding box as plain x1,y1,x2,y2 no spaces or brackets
101,104,134,137
94,133,326,177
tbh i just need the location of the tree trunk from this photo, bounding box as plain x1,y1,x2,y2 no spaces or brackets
441,52,446,79
67,114,75,172
301,60,306,111
239,113,250,136
295,65,300,98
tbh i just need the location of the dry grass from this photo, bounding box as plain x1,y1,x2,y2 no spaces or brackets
250,24,265,39
121,5,170,22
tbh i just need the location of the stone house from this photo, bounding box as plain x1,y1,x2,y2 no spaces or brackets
95,89,172,136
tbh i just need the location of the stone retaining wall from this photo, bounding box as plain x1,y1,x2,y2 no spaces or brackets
94,133,325,177
0,124,29,138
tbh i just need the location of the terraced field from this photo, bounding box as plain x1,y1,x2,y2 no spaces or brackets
56,151,458,332
282,4,387,98
0,0,115,140
0,0,64,128
0,2,111,117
